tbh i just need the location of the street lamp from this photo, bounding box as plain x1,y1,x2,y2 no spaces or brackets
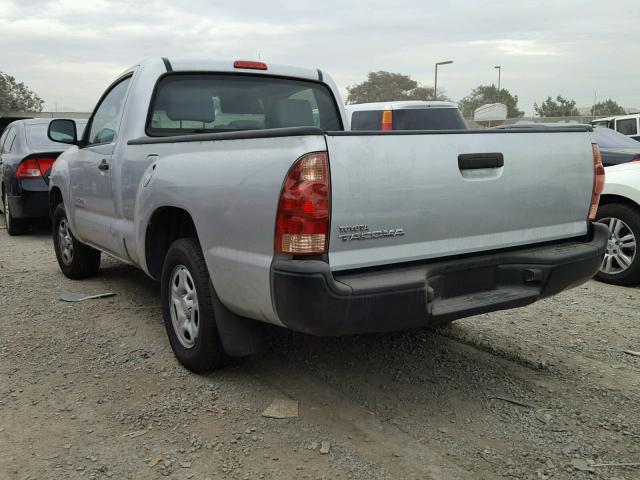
494,65,501,102
434,60,453,100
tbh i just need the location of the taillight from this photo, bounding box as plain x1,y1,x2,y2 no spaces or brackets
234,60,268,70
381,110,393,131
275,152,330,255
16,157,56,179
589,143,605,220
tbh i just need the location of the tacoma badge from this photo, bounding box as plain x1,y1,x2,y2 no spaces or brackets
338,225,405,241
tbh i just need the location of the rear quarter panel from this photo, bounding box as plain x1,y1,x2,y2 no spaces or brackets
131,135,327,324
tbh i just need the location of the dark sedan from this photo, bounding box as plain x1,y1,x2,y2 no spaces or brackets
0,118,85,235
591,126,640,166
493,123,640,166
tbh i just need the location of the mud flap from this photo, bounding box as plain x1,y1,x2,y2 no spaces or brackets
209,281,266,357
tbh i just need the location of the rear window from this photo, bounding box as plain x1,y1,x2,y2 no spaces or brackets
350,110,383,130
349,108,467,131
148,74,342,136
26,122,86,148
393,108,467,130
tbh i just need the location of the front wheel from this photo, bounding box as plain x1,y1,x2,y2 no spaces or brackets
595,203,640,286
52,203,101,279
161,238,228,372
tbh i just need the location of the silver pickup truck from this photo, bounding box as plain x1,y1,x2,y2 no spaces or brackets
47,57,607,372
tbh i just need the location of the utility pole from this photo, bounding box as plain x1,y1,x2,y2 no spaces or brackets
434,60,453,100
494,66,501,102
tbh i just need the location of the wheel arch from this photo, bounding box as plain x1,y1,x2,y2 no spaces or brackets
49,186,64,217
144,206,199,280
599,194,640,212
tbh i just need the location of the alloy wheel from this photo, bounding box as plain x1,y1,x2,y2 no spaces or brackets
599,217,637,275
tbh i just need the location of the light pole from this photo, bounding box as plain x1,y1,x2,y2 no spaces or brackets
434,60,453,100
494,65,501,102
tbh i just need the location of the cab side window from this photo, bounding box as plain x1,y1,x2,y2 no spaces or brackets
88,76,132,145
616,118,638,136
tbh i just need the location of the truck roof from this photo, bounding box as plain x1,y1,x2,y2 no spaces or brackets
345,101,458,112
136,57,324,82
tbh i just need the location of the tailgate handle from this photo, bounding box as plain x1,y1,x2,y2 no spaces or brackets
458,153,504,170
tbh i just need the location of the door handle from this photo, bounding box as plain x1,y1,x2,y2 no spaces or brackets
458,153,504,170
98,159,110,171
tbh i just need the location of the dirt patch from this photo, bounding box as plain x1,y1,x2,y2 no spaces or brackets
1,222,639,479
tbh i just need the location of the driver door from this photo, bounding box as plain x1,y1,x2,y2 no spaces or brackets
69,75,132,254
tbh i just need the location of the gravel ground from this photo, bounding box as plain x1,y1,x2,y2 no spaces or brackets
0,221,639,480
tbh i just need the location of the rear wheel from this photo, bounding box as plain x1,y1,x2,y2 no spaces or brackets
595,203,640,286
52,203,101,279
161,238,228,373
3,189,27,235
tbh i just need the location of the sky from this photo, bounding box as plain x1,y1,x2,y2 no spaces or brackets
1,0,639,116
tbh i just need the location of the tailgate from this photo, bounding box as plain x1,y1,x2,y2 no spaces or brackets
326,129,594,271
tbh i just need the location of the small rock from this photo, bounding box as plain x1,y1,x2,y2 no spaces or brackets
320,441,330,455
570,459,594,472
261,399,298,419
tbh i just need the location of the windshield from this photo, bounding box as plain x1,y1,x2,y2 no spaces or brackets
26,121,86,148
592,126,640,149
148,74,342,136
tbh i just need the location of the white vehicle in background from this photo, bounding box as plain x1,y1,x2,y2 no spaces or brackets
473,103,507,125
591,113,640,142
345,101,467,130
596,162,640,285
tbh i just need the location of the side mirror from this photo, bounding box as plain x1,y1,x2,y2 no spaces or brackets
48,119,79,145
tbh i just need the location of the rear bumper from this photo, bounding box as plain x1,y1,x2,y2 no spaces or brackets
271,223,608,336
7,191,49,219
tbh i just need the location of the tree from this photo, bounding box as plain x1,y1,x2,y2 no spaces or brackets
533,95,579,117
0,72,44,113
458,85,523,118
346,71,449,104
592,99,626,117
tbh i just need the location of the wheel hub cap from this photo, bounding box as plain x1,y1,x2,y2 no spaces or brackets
58,219,74,264
169,265,200,349
598,217,636,275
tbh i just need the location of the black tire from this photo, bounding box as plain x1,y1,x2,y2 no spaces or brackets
52,203,101,279
161,238,228,372
595,203,640,286
3,189,28,235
